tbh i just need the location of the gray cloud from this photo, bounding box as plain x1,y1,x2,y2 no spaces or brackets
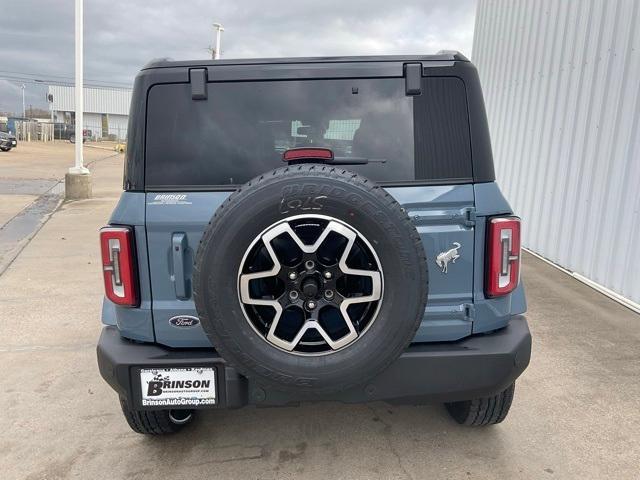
0,0,476,114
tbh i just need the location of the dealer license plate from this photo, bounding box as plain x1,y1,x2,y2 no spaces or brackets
139,367,216,407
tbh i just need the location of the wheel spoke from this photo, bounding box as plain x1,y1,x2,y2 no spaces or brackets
276,220,344,254
325,311,359,350
337,229,383,301
238,228,281,304
265,308,300,351
283,320,358,352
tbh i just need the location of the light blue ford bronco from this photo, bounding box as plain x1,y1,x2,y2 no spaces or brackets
97,52,531,434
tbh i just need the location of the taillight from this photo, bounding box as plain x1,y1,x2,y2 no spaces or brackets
100,226,138,306
485,216,521,298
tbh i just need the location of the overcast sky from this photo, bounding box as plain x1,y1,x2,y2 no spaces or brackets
0,0,477,115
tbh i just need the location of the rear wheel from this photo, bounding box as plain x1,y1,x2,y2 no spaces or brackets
119,397,194,435
445,382,516,426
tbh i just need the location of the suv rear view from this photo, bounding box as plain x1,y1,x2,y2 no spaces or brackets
97,52,531,434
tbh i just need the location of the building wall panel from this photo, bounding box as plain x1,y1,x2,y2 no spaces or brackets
48,85,132,116
473,0,640,305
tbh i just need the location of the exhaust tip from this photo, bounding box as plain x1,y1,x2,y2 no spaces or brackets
168,409,193,425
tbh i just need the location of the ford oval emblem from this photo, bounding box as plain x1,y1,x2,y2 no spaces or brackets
169,315,200,328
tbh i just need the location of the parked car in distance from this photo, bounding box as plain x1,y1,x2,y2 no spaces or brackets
69,129,92,143
97,52,531,435
0,131,17,151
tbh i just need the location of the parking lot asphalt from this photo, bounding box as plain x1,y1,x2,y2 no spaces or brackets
0,144,638,480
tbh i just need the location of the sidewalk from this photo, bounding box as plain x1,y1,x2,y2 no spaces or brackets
0,143,122,276
0,149,638,479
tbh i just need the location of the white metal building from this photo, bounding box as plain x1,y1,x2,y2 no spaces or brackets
48,85,132,140
473,0,640,308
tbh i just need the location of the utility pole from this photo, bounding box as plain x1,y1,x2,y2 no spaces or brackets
66,0,91,199
212,23,224,59
21,84,25,118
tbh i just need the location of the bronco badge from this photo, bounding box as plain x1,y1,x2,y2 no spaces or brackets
436,242,461,274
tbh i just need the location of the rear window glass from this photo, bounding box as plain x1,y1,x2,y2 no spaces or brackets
145,77,471,188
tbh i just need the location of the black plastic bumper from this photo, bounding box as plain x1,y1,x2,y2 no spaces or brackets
97,315,531,409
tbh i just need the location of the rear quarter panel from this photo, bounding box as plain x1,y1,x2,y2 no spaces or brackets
472,182,527,334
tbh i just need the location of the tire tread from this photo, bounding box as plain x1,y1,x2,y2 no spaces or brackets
119,398,190,435
445,383,516,427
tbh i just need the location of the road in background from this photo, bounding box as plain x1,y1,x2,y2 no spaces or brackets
0,143,638,480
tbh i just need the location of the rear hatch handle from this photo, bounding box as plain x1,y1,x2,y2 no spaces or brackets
171,233,190,299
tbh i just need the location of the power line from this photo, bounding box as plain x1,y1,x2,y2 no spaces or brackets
0,75,132,90
0,69,133,86
0,71,132,89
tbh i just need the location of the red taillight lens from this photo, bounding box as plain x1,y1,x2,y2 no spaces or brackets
283,147,334,162
485,216,521,298
100,226,138,307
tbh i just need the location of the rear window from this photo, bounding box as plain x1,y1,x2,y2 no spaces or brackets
145,77,471,188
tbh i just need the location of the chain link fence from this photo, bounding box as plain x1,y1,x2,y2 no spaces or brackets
81,120,128,142
1,120,127,143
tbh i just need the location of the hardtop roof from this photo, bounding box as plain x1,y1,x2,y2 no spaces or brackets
142,51,469,70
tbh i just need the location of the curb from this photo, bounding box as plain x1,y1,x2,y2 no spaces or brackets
0,182,65,277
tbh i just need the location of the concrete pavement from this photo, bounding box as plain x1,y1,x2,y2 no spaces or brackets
0,143,120,276
0,141,116,182
0,194,36,226
0,144,638,479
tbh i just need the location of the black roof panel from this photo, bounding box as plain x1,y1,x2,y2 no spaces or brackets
142,52,469,70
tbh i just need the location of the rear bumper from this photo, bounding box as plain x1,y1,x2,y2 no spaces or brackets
97,315,531,409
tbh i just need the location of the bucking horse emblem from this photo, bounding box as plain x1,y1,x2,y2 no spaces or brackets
436,242,461,274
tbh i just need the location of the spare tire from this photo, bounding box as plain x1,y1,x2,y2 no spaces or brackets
193,165,428,394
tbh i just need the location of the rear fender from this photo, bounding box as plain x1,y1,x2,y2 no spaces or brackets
472,182,527,334
102,192,154,342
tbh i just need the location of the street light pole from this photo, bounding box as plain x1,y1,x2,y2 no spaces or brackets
212,23,224,60
65,0,91,199
70,0,88,175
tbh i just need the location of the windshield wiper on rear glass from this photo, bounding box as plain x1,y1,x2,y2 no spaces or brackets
325,157,387,165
